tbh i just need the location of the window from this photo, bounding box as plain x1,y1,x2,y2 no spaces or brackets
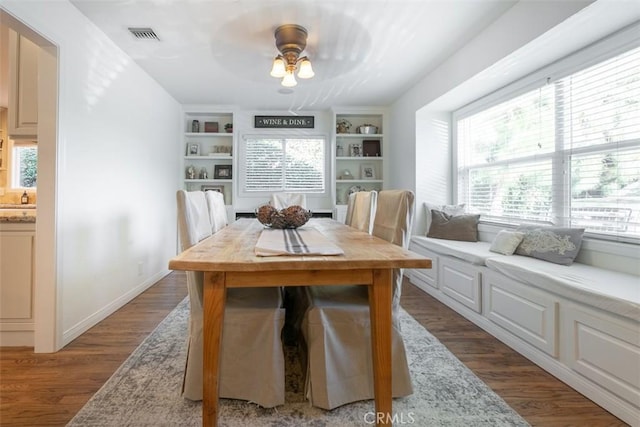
243,137,325,192
456,44,640,241
11,142,37,188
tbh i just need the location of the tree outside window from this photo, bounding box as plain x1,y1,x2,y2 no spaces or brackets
12,145,37,188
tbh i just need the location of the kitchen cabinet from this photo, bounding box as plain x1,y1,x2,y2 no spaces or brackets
8,29,38,138
0,222,35,346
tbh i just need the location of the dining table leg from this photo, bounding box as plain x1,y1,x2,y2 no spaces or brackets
202,271,227,427
369,268,393,426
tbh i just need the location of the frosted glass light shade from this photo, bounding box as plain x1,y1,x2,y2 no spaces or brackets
281,71,297,87
297,59,314,79
270,57,286,78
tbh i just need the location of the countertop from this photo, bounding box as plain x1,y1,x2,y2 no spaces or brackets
0,205,37,223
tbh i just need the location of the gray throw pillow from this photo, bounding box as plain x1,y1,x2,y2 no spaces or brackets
427,209,479,242
515,226,585,265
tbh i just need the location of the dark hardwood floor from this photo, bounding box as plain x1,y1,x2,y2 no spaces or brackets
0,271,627,426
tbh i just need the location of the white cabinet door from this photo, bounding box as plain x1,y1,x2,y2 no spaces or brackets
8,30,38,137
0,232,34,320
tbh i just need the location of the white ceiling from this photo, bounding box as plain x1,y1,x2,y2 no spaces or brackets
69,0,517,111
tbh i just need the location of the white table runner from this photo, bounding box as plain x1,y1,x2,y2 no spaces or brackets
255,227,344,256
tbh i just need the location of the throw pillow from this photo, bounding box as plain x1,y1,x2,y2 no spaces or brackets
427,209,479,242
424,202,465,233
490,230,525,255
515,226,585,265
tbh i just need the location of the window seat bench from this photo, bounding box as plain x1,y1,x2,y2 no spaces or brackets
406,236,640,426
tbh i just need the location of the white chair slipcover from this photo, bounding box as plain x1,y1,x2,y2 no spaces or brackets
204,190,227,233
344,190,377,234
176,190,286,408
300,189,415,409
270,192,307,209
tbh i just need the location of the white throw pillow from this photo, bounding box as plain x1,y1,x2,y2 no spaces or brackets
489,230,525,255
424,202,465,233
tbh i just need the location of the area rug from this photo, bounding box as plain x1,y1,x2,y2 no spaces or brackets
67,298,529,427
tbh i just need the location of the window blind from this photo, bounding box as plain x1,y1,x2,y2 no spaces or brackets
457,45,640,240
244,137,325,192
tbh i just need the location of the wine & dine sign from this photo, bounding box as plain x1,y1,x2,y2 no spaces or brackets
254,116,314,129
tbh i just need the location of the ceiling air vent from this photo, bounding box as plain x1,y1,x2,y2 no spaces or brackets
128,27,160,41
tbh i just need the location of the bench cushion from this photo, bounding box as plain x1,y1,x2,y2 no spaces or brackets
486,256,640,322
411,236,494,265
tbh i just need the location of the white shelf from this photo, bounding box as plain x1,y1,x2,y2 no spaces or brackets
336,133,383,138
185,132,233,137
184,155,233,160
185,179,233,183
336,156,383,161
336,179,384,184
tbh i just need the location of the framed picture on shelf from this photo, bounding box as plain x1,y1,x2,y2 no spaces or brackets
202,183,224,192
214,164,232,179
360,163,376,180
363,140,381,157
187,143,200,156
349,143,362,157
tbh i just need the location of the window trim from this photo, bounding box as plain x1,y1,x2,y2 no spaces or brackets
452,23,640,243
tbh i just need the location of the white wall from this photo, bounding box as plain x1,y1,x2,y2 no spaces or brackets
1,1,182,349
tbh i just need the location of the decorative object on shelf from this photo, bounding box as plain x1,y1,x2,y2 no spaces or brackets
340,169,353,180
199,167,208,179
336,119,352,134
204,122,219,133
188,143,200,156
224,123,233,133
362,140,381,157
348,185,365,197
201,185,224,201
191,120,200,133
269,24,314,88
21,191,29,204
186,165,196,179
336,144,344,157
256,204,312,229
214,164,232,179
210,145,232,156
357,124,378,134
349,143,362,157
360,163,376,180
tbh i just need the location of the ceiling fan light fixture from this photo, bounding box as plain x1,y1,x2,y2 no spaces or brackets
270,24,313,86
270,56,286,78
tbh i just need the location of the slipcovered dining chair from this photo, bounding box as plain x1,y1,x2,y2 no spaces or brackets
176,190,286,408
204,190,227,233
270,192,307,209
299,189,415,409
344,190,377,233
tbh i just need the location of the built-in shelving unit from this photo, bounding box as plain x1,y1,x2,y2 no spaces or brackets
333,110,386,211
182,108,234,205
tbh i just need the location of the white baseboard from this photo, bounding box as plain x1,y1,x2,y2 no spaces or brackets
62,269,171,346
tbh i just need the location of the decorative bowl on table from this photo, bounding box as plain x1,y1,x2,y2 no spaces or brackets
255,204,312,229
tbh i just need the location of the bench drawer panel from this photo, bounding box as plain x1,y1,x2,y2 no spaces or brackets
483,271,558,357
563,305,640,407
409,247,439,290
440,257,481,313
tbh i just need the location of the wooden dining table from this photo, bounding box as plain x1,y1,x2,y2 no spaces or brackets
168,218,432,426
